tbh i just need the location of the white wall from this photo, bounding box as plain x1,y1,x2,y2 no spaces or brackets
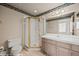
0,5,29,47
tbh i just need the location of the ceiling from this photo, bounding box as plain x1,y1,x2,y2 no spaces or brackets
9,3,64,16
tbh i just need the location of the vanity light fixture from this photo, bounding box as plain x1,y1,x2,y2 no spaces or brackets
61,10,65,13
56,11,59,14
24,16,27,18
34,9,38,13
56,9,61,15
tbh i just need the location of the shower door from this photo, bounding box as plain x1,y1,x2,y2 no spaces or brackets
24,17,40,48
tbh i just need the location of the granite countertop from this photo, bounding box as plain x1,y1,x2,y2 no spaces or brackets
42,33,79,45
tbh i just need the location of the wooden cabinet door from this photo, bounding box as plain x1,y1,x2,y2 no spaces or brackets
42,39,45,51
43,39,56,56
57,47,71,56
71,44,79,52
46,43,56,56
71,51,79,56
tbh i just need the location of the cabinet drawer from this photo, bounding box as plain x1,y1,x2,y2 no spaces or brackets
57,41,71,49
44,39,56,45
71,44,79,52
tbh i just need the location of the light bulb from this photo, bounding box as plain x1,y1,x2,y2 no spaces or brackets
61,10,64,12
34,10,37,13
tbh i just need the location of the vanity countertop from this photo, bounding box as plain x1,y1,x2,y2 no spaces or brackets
42,33,79,45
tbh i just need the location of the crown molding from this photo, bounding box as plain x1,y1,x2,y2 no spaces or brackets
0,3,34,17
0,3,75,17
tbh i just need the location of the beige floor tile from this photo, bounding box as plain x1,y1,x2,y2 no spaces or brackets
19,49,45,56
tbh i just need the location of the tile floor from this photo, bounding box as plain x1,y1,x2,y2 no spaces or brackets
19,49,45,56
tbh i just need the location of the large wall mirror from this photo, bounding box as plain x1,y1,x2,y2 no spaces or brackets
74,12,79,36
46,12,74,35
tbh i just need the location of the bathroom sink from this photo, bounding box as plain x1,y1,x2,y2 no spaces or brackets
42,33,79,45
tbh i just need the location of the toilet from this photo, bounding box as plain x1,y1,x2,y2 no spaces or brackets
8,39,22,56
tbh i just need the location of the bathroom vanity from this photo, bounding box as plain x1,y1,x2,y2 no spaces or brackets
41,34,79,56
